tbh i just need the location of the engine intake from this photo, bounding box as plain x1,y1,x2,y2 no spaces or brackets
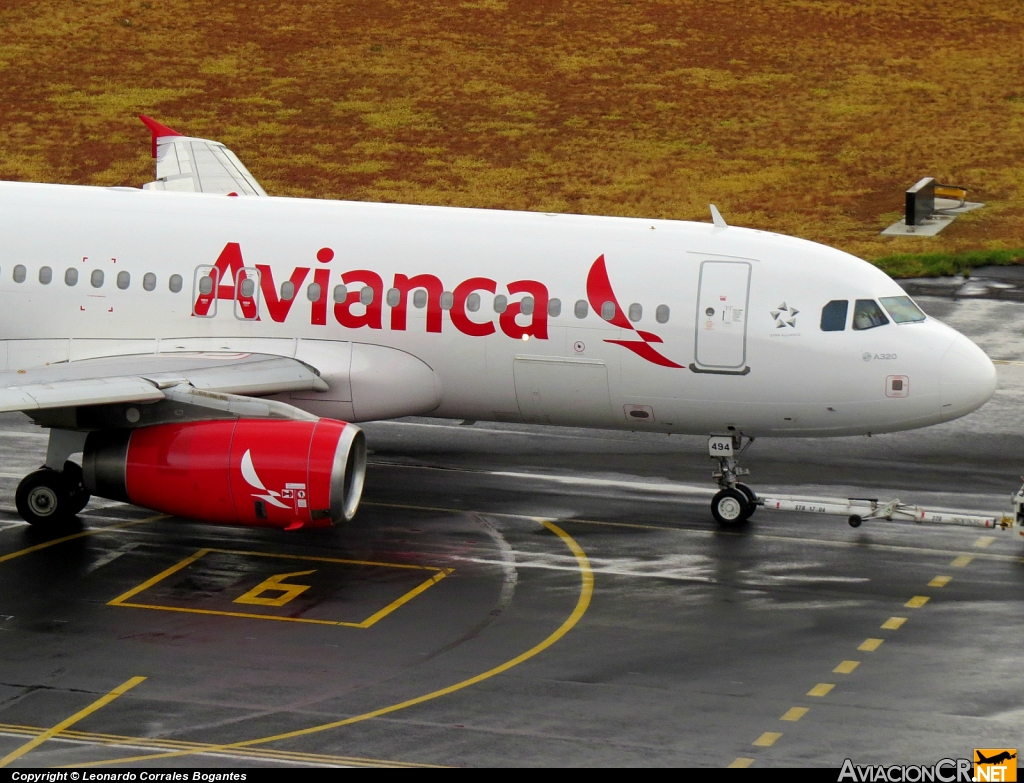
83,418,366,528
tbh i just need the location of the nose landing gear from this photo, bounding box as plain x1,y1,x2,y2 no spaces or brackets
709,433,758,526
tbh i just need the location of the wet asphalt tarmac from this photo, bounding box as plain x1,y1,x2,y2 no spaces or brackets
0,295,1021,768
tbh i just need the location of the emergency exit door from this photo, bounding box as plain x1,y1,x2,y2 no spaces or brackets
693,260,751,373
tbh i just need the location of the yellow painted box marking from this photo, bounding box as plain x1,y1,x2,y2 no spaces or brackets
807,683,834,697
833,660,860,674
780,707,808,722
858,638,883,652
881,616,907,630
905,595,930,608
109,548,452,628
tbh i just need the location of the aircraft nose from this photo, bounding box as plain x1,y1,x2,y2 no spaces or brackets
939,333,996,421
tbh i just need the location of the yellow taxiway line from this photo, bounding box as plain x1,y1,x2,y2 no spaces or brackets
0,677,146,767
67,519,593,767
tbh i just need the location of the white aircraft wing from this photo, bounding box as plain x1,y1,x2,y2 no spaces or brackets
139,115,267,196
0,353,326,414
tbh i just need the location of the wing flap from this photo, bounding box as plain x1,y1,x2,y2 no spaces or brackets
0,352,327,415
0,377,165,413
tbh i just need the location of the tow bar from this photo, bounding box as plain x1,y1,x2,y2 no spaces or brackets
757,486,1024,532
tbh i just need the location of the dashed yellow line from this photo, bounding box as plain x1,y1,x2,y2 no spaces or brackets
732,533,993,767
753,732,782,747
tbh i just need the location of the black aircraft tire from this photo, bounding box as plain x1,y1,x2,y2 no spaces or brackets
15,469,75,528
735,482,757,520
62,461,91,514
711,488,750,527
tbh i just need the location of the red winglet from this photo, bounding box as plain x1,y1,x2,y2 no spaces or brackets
138,114,183,158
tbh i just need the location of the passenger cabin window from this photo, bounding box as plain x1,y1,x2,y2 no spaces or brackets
879,296,926,324
574,300,588,319
852,299,889,330
466,292,481,312
117,271,130,290
39,266,52,285
493,295,507,313
143,273,157,291
601,301,616,321
91,269,104,288
65,268,78,286
412,289,427,308
169,274,183,293
628,303,642,322
548,298,561,317
520,296,534,315
307,282,321,302
280,280,295,301
656,304,670,324
820,300,849,331
333,284,347,303
360,287,374,305
234,267,260,321
440,291,454,310
198,276,214,295
13,265,26,283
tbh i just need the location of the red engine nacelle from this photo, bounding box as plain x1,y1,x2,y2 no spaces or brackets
82,418,366,528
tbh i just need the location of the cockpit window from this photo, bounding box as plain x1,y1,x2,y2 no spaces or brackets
820,300,848,331
852,299,889,330
879,296,926,324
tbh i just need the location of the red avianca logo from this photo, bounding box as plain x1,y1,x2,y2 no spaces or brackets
195,243,683,369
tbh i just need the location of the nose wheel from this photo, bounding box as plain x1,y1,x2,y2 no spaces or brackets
708,434,758,527
15,464,90,529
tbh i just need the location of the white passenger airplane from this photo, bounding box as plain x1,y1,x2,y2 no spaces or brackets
0,116,996,530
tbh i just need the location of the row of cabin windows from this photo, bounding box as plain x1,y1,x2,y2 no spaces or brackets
820,296,925,331
9,264,184,293
8,264,672,325
230,277,673,323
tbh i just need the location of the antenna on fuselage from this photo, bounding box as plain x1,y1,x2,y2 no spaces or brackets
709,204,728,228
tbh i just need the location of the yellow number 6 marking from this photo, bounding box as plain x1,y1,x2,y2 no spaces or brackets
234,570,315,607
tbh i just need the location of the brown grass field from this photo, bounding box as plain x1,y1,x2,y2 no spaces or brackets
1,0,1022,273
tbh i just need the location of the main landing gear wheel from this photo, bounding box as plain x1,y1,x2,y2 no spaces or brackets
15,468,82,529
711,488,750,527
62,461,91,514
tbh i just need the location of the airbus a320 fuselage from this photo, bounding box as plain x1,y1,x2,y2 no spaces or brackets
0,120,997,530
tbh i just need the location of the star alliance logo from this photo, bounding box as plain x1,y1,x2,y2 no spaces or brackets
771,302,798,328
